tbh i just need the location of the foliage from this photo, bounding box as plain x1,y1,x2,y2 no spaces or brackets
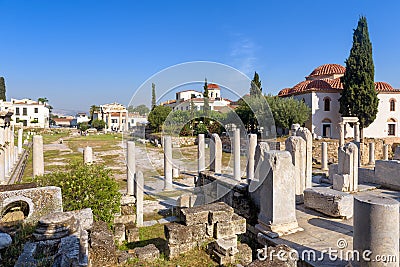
148,105,172,132
339,16,378,133
37,97,48,104
151,83,156,110
194,123,208,135
89,105,100,120
203,78,210,124
78,122,90,131
91,119,106,130
0,77,5,101
266,96,310,130
128,104,149,115
32,161,121,225
250,71,262,97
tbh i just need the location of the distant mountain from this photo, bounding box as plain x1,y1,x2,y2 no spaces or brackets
52,108,88,117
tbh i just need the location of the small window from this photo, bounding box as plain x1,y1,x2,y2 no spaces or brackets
34,107,38,113
23,107,27,115
111,119,117,123
390,99,396,111
389,124,396,136
324,97,330,111
16,107,20,115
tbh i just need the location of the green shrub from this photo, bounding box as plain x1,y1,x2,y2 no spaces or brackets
32,161,121,225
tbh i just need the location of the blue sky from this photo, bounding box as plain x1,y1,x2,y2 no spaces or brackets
1,0,400,114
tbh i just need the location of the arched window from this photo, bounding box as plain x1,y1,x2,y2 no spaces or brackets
387,118,397,136
322,118,332,138
323,97,331,111
390,99,396,111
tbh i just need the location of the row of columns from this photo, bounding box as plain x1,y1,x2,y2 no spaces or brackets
106,111,129,132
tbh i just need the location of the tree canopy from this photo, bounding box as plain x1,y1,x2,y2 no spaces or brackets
151,83,156,110
339,16,378,133
250,72,262,97
128,104,149,115
0,77,6,101
148,105,172,132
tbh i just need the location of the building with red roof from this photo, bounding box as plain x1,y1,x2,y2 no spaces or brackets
278,64,400,138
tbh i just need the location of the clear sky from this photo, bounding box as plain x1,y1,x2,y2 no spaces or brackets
1,0,400,114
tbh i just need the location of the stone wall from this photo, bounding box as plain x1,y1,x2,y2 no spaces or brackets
146,134,196,147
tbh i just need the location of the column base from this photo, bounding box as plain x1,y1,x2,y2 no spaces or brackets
255,220,303,238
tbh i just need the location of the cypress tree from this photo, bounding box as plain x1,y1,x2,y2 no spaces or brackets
250,72,262,97
339,16,378,138
151,83,156,110
203,78,210,125
0,77,6,101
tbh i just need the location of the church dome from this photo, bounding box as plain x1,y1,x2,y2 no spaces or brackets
308,64,346,78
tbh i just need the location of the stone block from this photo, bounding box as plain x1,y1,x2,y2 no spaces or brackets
113,215,136,225
167,241,197,259
328,163,338,183
214,214,246,239
208,203,234,224
164,223,192,244
121,205,135,216
133,244,160,261
125,224,139,243
236,243,252,266
114,223,125,245
332,174,351,192
180,206,209,226
304,187,353,219
88,221,117,266
375,160,400,189
120,195,136,205
65,208,93,230
213,235,238,256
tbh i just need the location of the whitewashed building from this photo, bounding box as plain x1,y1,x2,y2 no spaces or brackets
9,98,50,128
162,83,231,112
278,64,400,138
93,102,128,132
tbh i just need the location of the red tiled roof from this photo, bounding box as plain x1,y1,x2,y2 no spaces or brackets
208,83,220,89
308,64,346,77
375,81,395,92
278,88,291,96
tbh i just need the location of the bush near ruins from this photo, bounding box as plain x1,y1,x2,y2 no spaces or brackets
32,161,121,225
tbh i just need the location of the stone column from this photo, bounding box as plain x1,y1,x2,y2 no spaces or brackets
197,134,205,174
10,128,15,166
210,133,222,174
135,171,144,227
163,136,173,190
127,141,135,196
246,134,257,182
383,144,389,160
107,113,111,131
233,129,241,181
354,122,360,142
119,112,123,131
83,146,93,164
173,168,179,178
353,195,399,267
368,142,375,165
18,128,23,154
321,142,328,171
296,127,313,189
0,128,5,185
4,128,9,175
339,122,345,147
32,135,44,177
286,136,306,203
125,111,129,131
255,150,302,237
333,142,358,192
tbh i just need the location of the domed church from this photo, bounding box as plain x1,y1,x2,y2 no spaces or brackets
278,64,400,138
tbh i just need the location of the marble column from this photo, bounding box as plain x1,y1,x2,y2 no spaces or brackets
18,128,23,154
197,134,205,174
383,144,389,160
354,122,360,142
353,195,399,267
83,146,93,164
127,141,135,196
333,142,358,192
233,129,241,181
210,133,222,174
107,113,111,131
4,127,9,175
286,136,306,203
135,171,144,227
33,135,44,177
163,136,173,190
339,122,345,147
0,128,5,184
119,112,123,131
246,134,257,182
125,111,129,131
368,142,375,165
173,168,179,178
321,142,328,171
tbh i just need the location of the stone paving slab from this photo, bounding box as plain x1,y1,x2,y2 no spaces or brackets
259,186,400,266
